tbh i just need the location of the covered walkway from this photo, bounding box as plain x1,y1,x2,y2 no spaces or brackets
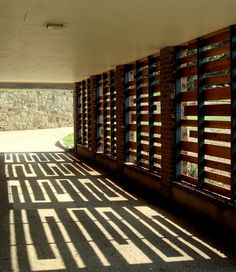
1,1,236,271
0,131,236,271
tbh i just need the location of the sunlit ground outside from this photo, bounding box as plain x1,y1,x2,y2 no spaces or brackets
0,127,73,152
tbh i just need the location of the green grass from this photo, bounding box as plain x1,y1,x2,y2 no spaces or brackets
62,133,74,149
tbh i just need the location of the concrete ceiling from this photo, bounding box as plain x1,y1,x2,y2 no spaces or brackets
1,0,236,83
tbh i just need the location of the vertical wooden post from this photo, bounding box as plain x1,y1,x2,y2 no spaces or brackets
231,25,236,201
197,38,205,188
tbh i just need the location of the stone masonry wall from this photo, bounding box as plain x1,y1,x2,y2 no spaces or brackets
0,89,73,131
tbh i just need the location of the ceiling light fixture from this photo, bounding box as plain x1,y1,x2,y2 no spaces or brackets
46,23,66,30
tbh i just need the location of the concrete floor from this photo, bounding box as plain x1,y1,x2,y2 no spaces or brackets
0,129,236,271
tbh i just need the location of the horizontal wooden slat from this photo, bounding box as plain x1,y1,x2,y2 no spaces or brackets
128,141,136,149
205,144,230,159
153,157,161,164
204,183,230,197
125,81,136,88
137,70,148,77
135,96,161,104
181,91,197,102
132,113,161,122
149,65,160,74
205,87,230,100
104,143,111,148
139,154,149,161
136,86,149,93
178,65,197,77
203,43,230,58
127,124,136,131
137,105,153,111
189,131,231,142
181,120,198,127
205,120,231,129
135,97,149,104
184,106,197,116
181,154,198,164
204,29,230,45
205,171,230,185
127,106,136,112
176,54,197,66
128,150,137,157
204,74,230,85
181,141,198,152
154,138,161,144
137,78,149,84
152,95,161,102
138,114,149,122
104,117,111,122
205,159,231,172
138,125,149,133
140,135,149,141
204,57,230,73
139,144,149,152
184,104,230,116
126,89,136,96
154,146,161,154
180,174,198,185
151,74,161,81
154,126,161,134
153,166,161,174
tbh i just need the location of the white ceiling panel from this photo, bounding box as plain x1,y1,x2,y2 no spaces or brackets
0,0,236,83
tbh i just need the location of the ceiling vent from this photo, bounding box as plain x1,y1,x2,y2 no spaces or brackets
46,23,66,30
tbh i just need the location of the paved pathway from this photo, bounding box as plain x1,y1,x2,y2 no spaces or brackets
0,129,235,271
0,127,73,152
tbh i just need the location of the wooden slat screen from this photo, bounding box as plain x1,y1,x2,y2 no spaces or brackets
149,55,161,174
176,28,231,198
96,71,116,157
136,58,149,169
110,71,117,157
125,63,137,164
96,75,104,152
125,55,161,173
77,79,91,148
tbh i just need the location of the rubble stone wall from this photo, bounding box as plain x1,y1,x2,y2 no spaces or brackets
0,89,73,131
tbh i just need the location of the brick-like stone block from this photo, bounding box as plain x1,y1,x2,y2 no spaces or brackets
115,65,125,170
160,47,176,197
